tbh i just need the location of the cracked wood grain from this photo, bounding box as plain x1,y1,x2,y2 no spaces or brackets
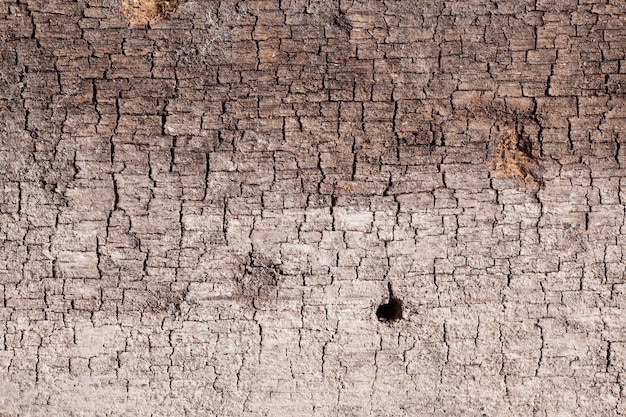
0,0,626,416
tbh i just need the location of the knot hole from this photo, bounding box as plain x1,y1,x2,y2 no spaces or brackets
376,282,403,322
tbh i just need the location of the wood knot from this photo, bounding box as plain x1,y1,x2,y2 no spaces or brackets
120,0,178,26
493,126,540,187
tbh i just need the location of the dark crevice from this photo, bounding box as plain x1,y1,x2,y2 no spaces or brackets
376,282,402,322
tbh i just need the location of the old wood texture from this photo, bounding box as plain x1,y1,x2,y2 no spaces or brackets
1,0,626,415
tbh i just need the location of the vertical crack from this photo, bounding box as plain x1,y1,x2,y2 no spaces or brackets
535,321,544,376
614,134,621,167
169,136,176,173
203,152,210,201
350,135,357,181
222,197,228,244
443,321,450,365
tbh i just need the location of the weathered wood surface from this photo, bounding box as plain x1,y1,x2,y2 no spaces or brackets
1,0,625,415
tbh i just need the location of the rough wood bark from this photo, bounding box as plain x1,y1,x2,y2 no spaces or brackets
1,0,625,416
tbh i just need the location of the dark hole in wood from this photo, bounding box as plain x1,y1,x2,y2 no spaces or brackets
376,282,402,322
